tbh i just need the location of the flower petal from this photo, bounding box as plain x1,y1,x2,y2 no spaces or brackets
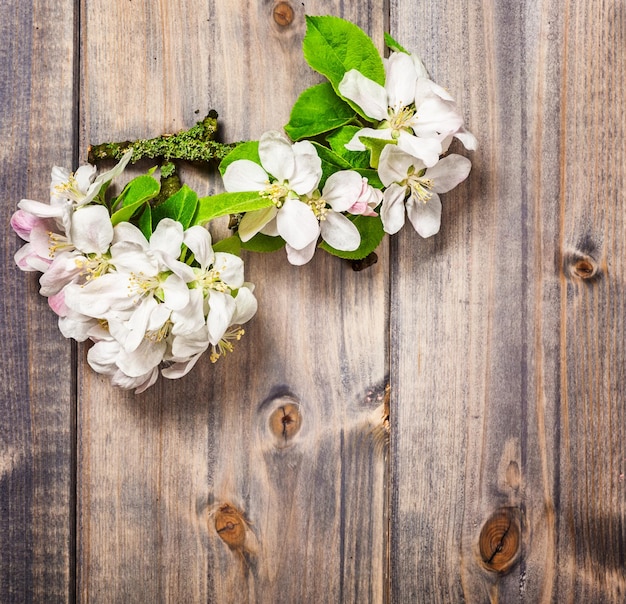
213,252,244,289
150,218,184,258
258,130,295,182
70,205,114,254
289,141,322,195
380,183,408,234
320,211,361,251
183,225,214,269
276,198,320,250
378,144,418,187
206,290,236,345
231,286,258,325
396,131,442,167
285,240,317,265
322,170,363,212
385,52,418,110
238,206,278,242
222,159,269,192
338,69,388,121
406,193,442,238
427,154,472,194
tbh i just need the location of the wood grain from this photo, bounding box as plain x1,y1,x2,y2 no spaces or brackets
4,0,625,601
78,1,388,602
0,0,76,601
389,1,626,602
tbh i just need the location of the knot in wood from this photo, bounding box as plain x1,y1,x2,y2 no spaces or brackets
478,507,521,574
273,2,294,27
269,402,302,446
564,251,600,282
214,504,246,549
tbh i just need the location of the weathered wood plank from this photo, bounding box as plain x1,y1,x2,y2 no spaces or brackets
0,0,75,601
389,1,626,602
78,1,388,602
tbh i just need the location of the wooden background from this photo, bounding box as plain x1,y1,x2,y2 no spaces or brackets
1,0,625,602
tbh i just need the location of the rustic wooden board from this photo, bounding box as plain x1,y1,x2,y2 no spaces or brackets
0,0,75,601
78,1,388,602
389,1,626,602
4,0,626,601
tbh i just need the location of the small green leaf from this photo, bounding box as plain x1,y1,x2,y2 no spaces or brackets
285,82,356,140
138,205,152,239
326,126,371,169
193,191,273,226
384,32,410,54
152,184,198,229
219,141,260,176
240,233,285,253
359,136,396,169
113,174,160,209
320,214,385,260
110,174,160,225
212,235,242,256
303,16,385,102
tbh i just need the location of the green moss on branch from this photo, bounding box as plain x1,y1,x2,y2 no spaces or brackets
88,111,236,164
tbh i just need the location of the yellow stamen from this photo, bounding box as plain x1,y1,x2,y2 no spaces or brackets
210,327,245,363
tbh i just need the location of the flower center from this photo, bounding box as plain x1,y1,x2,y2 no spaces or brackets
406,173,434,203
128,271,164,301
74,254,113,281
54,175,85,204
210,326,245,363
194,266,229,293
145,319,172,343
48,232,74,258
260,181,290,208
387,105,417,138
306,194,329,220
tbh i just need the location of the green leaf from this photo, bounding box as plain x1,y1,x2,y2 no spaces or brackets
285,82,356,140
218,141,260,176
192,191,273,226
114,173,160,208
384,32,409,54
110,175,160,225
152,184,198,229
359,136,396,169
311,142,353,188
303,16,385,107
138,205,152,239
320,214,385,260
326,125,371,169
240,233,285,253
212,235,242,256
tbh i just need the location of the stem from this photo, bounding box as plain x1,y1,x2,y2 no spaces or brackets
152,161,182,207
87,111,237,164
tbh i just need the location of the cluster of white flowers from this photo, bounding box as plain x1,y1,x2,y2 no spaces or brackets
11,152,257,392
11,17,477,394
223,131,382,265
340,50,475,237
219,51,475,265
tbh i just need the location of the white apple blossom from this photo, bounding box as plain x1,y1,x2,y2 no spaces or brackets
339,51,474,166
378,144,471,237
223,132,370,265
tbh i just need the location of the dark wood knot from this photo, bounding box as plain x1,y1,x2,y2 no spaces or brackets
478,507,522,574
273,2,294,27
214,504,246,549
563,251,600,282
269,401,302,446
